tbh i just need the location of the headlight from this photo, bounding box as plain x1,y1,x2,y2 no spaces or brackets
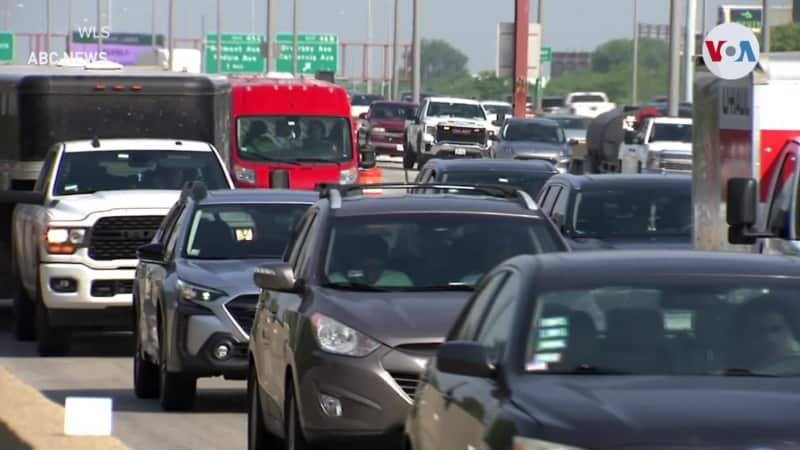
177,279,225,303
311,313,380,357
513,437,587,450
45,227,87,254
340,168,358,185
233,164,256,185
370,127,386,134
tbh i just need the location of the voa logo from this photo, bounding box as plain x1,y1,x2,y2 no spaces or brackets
702,22,760,80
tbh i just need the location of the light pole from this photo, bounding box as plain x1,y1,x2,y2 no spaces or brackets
97,0,104,53
167,0,174,70
151,0,157,63
411,0,421,104
216,0,222,73
67,0,73,53
762,0,770,52
632,0,639,105
292,0,299,74
108,0,112,29
250,0,255,34
391,0,400,100
535,0,543,112
366,0,373,94
46,0,51,56
266,0,275,72
684,0,696,103
668,0,683,116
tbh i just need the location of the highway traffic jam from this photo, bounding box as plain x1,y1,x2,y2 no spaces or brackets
1,56,800,450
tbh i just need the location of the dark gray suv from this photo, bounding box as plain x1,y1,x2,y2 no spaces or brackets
247,183,569,450
132,184,316,411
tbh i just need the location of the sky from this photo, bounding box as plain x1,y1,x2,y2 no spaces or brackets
1,0,782,76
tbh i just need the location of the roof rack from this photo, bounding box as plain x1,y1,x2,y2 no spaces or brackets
315,183,538,210
180,180,208,202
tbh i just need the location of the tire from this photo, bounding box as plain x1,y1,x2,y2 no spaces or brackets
285,383,312,450
248,363,281,450
35,301,70,357
158,322,196,411
11,275,35,341
133,305,159,399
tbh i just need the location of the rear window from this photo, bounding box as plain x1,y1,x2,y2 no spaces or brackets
570,95,606,103
442,171,554,198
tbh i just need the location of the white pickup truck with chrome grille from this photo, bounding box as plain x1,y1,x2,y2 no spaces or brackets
2,138,233,356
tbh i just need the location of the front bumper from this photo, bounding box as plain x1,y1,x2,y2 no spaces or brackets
39,263,134,328
426,142,489,159
295,345,426,448
368,141,405,156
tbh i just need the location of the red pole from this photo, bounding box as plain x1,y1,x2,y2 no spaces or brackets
513,0,530,117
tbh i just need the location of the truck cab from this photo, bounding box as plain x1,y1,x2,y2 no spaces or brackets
619,116,692,173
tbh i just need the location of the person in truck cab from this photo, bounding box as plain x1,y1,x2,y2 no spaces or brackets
729,297,800,371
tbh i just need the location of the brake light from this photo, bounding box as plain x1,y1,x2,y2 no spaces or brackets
94,84,106,91
130,85,142,91
112,85,125,91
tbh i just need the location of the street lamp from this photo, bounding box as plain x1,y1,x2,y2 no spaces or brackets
632,0,639,105
292,0,299,75
411,0,421,104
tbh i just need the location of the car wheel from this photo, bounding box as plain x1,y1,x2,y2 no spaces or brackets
286,382,312,450
11,274,35,341
402,144,415,170
158,322,196,411
133,305,159,399
248,363,280,450
35,300,70,357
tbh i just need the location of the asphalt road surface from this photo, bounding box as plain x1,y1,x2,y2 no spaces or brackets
0,160,418,450
378,156,418,185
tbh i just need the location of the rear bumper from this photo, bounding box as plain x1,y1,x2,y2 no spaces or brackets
368,142,405,156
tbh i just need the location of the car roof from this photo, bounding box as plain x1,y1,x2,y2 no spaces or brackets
196,189,319,206
425,158,557,173
511,250,800,279
62,138,214,153
547,173,691,189
481,101,511,106
427,96,481,105
371,100,416,107
650,116,693,124
328,193,544,218
506,117,561,126
542,114,589,120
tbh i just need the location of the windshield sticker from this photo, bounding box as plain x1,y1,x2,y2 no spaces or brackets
498,178,509,183
117,153,129,159
540,317,568,327
347,270,365,278
537,339,566,351
526,352,562,371
64,184,78,192
235,228,254,241
539,327,568,338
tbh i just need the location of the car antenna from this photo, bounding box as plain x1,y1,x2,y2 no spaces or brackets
91,136,100,148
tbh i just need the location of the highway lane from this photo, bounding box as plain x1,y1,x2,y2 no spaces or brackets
377,156,418,185
0,160,417,450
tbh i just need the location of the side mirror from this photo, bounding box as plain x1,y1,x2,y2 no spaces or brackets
137,243,165,264
489,134,499,141
358,112,369,120
436,341,495,378
270,170,290,189
727,177,760,245
0,190,46,205
359,149,377,169
253,262,298,293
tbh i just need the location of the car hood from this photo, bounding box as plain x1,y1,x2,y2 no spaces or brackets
314,288,472,347
564,129,587,141
426,117,488,129
369,119,406,132
567,236,692,251
49,190,181,221
648,141,692,152
181,259,277,295
516,376,800,448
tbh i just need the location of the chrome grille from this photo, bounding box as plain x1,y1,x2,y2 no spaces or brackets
436,125,486,145
225,295,259,335
89,215,164,260
90,280,134,297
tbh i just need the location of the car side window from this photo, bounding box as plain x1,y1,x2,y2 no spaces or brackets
285,209,315,263
288,210,318,274
35,148,59,193
541,186,562,213
155,203,184,245
451,271,510,341
536,185,552,206
767,153,797,237
163,206,187,261
294,213,321,278
475,271,521,362
552,187,570,224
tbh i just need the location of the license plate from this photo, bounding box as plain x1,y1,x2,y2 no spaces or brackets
454,148,466,156
396,144,404,151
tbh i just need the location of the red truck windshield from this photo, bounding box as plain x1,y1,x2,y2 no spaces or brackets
237,116,353,164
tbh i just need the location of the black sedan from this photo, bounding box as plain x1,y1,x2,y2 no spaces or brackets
414,159,558,198
405,250,800,450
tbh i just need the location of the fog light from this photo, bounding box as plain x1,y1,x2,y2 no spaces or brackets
319,394,342,417
50,278,77,293
213,343,231,360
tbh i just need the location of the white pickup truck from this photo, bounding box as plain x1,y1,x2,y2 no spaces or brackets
2,138,234,356
563,92,616,118
619,116,693,174
403,96,493,169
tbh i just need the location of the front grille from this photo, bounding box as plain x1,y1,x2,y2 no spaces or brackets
660,159,691,171
91,279,134,297
390,372,421,400
88,215,164,260
225,295,259,335
436,125,486,145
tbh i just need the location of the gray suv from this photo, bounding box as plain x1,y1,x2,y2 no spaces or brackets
132,183,316,411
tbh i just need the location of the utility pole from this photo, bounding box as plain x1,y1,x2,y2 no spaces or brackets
67,0,73,54
366,0,373,94
151,0,157,63
167,0,174,70
46,0,51,57
632,0,639,105
98,0,104,53
250,0,255,34
292,0,299,74
700,0,707,35
108,0,112,29
391,0,400,100
668,0,683,116
684,0,696,103
266,0,275,72
216,0,222,73
512,0,530,117
411,0,421,104
535,0,543,112
762,0,770,52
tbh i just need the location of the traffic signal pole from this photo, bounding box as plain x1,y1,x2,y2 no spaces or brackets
513,0,530,117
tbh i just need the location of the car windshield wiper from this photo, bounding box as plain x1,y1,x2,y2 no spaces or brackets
292,158,340,164
254,155,302,165
321,282,391,292
719,368,781,377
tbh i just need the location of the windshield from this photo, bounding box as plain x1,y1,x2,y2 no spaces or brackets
351,94,383,106
650,123,692,143
570,94,606,103
525,279,800,376
550,117,590,130
183,203,310,259
427,102,486,120
442,171,554,198
322,214,564,290
237,116,353,164
572,187,692,238
542,98,565,108
503,122,564,143
370,104,416,120
483,104,512,116
53,150,229,196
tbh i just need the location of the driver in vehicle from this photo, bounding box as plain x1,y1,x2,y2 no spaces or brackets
729,297,800,372
327,235,412,288
303,119,335,153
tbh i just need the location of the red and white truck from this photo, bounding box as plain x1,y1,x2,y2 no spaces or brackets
693,53,800,253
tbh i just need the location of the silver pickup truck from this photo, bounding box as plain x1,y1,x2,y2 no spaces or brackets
2,138,233,356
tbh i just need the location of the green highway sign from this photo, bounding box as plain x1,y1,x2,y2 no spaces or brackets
276,33,338,75
540,47,552,62
204,33,265,74
0,33,14,63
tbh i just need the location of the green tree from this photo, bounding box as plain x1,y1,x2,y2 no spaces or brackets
417,38,470,86
770,23,800,52
592,38,669,73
